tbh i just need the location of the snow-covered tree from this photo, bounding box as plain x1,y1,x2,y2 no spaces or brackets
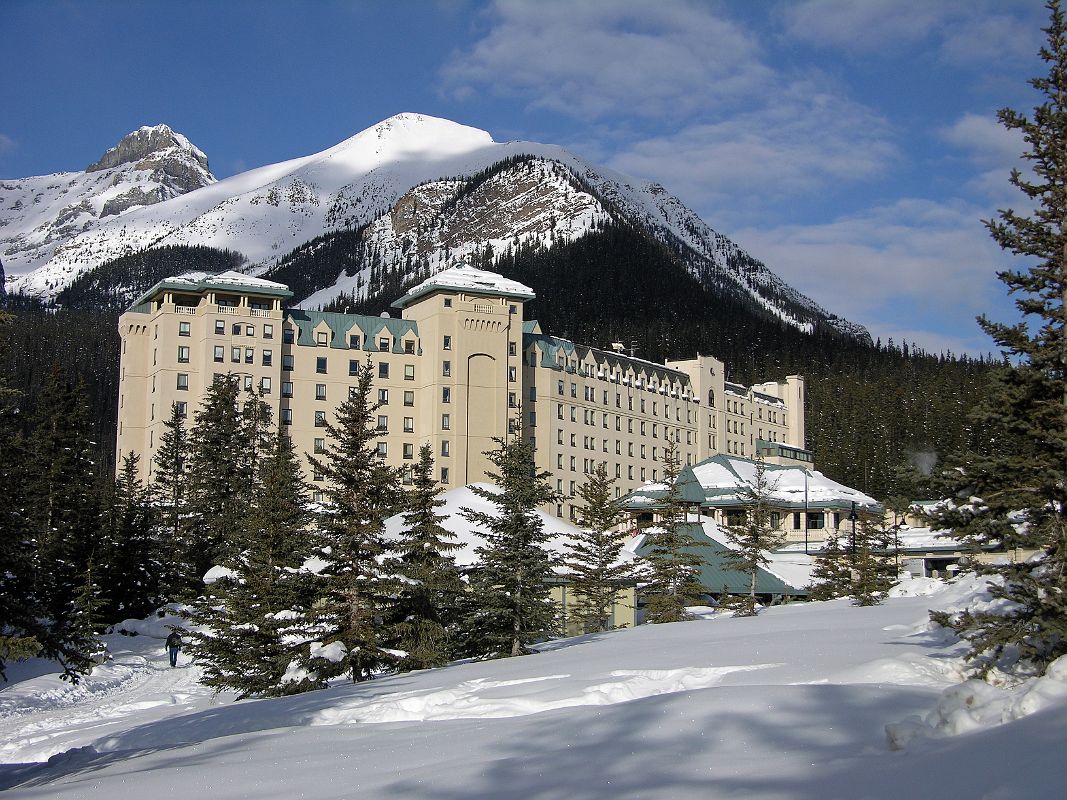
930,1,1067,677
721,455,784,616
642,439,707,624
459,436,563,658
301,360,402,682
389,443,464,671
564,462,634,632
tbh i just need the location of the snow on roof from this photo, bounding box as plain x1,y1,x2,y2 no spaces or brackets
383,483,636,571
690,456,878,509
392,265,535,308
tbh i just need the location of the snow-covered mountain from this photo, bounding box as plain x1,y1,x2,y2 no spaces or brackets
4,114,868,340
0,125,215,282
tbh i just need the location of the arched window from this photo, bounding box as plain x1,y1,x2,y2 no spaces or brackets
707,389,715,407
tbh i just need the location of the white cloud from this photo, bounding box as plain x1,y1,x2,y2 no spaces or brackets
781,0,1043,66
0,133,16,154
440,0,772,119
941,113,1024,167
731,198,1011,354
607,80,897,215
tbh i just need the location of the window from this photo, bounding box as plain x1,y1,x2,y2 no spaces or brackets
245,347,254,364
378,389,389,404
313,467,324,482
317,331,328,346
404,364,415,381
176,373,189,390
509,341,517,356
557,404,564,420
314,437,326,454
280,407,293,426
441,467,449,483
442,360,451,377
244,375,253,390
442,387,451,403
349,386,359,399
317,357,328,374
232,323,242,335
376,442,388,456
260,377,272,394
557,429,564,445
441,440,450,457
179,321,190,337
508,392,517,408
508,366,517,382
283,354,294,371
264,324,273,339
443,335,452,350
529,411,536,427
793,512,802,530
262,349,272,367
441,413,450,430
443,298,452,308
379,337,389,352
283,329,294,344
314,411,326,427
404,340,415,355
807,512,825,530
246,325,254,337
571,383,577,398
379,362,389,379
770,512,781,529
558,380,564,396
176,401,188,418
316,384,327,401
403,390,414,406
177,346,190,363
403,443,414,459
377,415,388,431
215,320,225,335
231,347,241,363
403,416,414,433
349,359,359,376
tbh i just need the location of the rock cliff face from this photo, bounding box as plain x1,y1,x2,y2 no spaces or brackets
0,125,215,284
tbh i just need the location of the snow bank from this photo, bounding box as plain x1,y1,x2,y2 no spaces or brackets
886,655,1067,750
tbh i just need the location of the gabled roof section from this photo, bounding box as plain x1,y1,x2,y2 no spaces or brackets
391,265,535,309
286,309,418,350
629,521,808,595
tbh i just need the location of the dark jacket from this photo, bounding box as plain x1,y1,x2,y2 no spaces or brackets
165,632,182,650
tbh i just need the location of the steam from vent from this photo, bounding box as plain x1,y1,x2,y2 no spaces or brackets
908,450,939,476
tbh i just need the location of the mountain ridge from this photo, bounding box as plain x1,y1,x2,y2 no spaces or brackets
4,113,869,342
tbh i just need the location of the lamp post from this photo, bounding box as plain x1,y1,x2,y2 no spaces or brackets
803,472,809,555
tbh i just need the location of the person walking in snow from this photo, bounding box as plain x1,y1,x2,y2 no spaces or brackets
165,630,182,667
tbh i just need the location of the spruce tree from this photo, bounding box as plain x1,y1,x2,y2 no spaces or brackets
930,1,1067,677
721,455,785,616
186,429,319,698
152,402,189,598
183,375,252,584
807,528,851,601
98,453,160,620
301,361,402,682
564,462,635,632
459,436,563,658
0,330,42,677
26,370,101,677
850,517,898,606
642,439,708,623
389,443,464,670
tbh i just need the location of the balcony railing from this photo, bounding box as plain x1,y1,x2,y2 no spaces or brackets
174,305,197,315
249,308,272,317
217,305,239,314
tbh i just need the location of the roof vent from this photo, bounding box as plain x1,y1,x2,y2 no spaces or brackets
379,311,390,318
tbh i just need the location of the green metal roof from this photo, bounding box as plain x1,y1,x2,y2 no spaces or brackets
285,310,419,352
633,523,807,595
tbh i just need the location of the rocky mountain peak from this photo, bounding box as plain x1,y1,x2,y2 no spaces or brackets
86,124,210,174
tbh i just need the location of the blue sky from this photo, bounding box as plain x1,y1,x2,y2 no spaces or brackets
1,0,1050,355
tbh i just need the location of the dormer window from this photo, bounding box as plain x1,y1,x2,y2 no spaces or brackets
317,331,328,346
444,298,452,308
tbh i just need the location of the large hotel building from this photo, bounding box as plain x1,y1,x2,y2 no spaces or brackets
116,266,809,516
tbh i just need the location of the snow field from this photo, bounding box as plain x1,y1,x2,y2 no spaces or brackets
1,577,1065,798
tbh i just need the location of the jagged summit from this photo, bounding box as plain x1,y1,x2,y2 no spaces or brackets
86,124,210,174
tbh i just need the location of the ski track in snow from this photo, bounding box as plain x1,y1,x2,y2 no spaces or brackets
0,643,211,764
